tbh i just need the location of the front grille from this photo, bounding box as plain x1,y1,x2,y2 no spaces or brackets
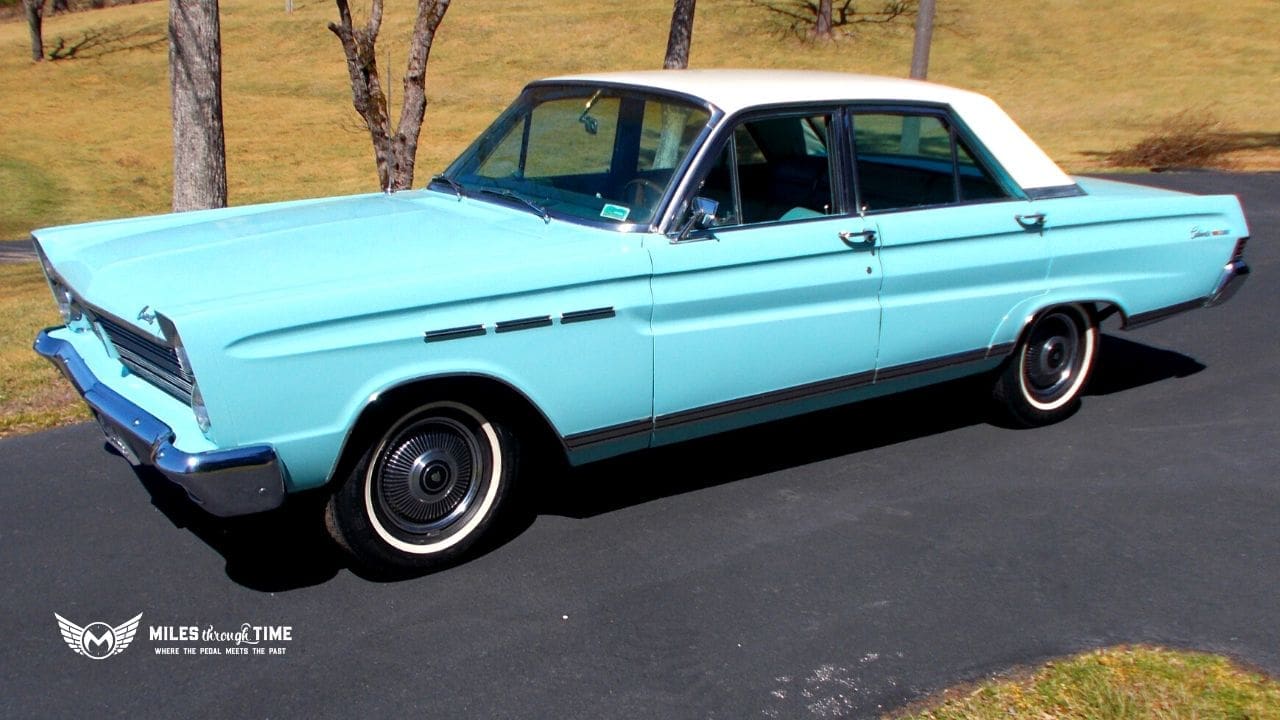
96,315,194,403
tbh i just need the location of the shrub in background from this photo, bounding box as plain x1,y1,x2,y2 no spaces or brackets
1107,110,1236,170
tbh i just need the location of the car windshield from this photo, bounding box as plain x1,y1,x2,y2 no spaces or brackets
441,85,712,227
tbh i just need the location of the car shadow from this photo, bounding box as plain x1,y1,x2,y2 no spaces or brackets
125,333,1203,589
1085,334,1205,396
131,467,348,591
538,334,1204,519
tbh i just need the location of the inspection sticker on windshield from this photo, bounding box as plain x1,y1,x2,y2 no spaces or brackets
600,204,631,222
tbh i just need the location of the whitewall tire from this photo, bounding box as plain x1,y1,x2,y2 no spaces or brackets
326,400,517,573
993,304,1098,427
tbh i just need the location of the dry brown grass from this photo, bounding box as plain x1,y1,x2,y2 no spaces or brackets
1,0,1277,240
0,263,89,437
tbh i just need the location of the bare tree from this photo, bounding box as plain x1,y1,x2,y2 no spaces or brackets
751,0,916,40
814,0,833,39
329,0,451,191
663,0,696,69
909,0,935,78
654,0,697,168
23,0,45,62
170,0,228,211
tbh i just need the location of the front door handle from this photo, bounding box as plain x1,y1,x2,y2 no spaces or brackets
839,229,876,247
1015,213,1046,230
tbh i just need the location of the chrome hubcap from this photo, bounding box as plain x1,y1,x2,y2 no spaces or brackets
1023,312,1083,401
374,417,481,535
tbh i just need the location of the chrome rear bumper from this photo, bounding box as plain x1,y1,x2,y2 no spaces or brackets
34,329,286,517
1204,259,1250,308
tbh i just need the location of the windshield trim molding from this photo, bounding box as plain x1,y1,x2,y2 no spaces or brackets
437,81,723,234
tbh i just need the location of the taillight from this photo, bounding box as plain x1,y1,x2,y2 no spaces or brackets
1231,237,1249,262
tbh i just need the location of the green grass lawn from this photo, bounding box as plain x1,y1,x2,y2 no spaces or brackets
890,646,1280,720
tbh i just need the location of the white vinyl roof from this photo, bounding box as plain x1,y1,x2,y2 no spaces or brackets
546,70,1073,191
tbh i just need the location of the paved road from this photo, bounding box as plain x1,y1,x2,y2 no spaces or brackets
1,173,1276,719
0,238,36,264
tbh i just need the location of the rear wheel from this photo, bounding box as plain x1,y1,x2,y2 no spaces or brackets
993,304,1097,427
326,400,517,573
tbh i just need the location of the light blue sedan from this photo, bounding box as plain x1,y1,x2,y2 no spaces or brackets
33,70,1251,571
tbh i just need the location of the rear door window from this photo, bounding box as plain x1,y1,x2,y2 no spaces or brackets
851,111,1009,212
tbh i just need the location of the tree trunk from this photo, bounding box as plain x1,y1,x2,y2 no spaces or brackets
24,0,44,62
812,0,833,39
391,0,450,190
330,0,449,191
663,0,696,69
910,0,936,79
169,0,228,211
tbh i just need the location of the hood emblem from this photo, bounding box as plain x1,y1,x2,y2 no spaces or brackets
136,305,157,324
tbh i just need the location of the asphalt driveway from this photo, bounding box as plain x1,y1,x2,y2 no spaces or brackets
1,172,1276,718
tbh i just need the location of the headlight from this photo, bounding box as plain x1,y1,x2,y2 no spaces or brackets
34,240,83,325
192,383,212,434
157,313,210,434
45,274,73,324
53,284,72,322
156,314,189,371
173,339,194,377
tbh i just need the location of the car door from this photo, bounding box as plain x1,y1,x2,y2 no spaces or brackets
849,108,1050,373
648,109,884,444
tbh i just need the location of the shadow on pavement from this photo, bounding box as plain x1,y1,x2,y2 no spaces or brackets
1085,334,1205,396
132,467,346,591
125,333,1202,589
540,333,1203,519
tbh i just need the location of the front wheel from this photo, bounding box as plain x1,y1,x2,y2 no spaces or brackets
326,400,517,573
993,304,1098,427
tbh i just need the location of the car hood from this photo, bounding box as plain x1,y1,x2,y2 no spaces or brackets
34,190,605,326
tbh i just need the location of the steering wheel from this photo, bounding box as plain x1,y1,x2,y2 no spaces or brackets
622,178,665,210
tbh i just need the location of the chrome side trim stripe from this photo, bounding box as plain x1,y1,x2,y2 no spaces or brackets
564,418,653,450
495,315,553,334
656,370,876,430
570,343,1017,446
561,307,616,324
987,341,1017,359
424,324,486,343
874,347,992,383
427,308,616,342
1124,297,1208,330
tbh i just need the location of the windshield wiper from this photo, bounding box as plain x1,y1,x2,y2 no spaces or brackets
478,188,550,224
429,174,466,200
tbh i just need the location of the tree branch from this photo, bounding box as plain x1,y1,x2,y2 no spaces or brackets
747,0,811,24
367,0,383,40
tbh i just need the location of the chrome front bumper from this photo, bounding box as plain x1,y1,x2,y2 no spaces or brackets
34,329,286,517
1204,259,1250,308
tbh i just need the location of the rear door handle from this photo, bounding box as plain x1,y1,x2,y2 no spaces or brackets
839,229,876,247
